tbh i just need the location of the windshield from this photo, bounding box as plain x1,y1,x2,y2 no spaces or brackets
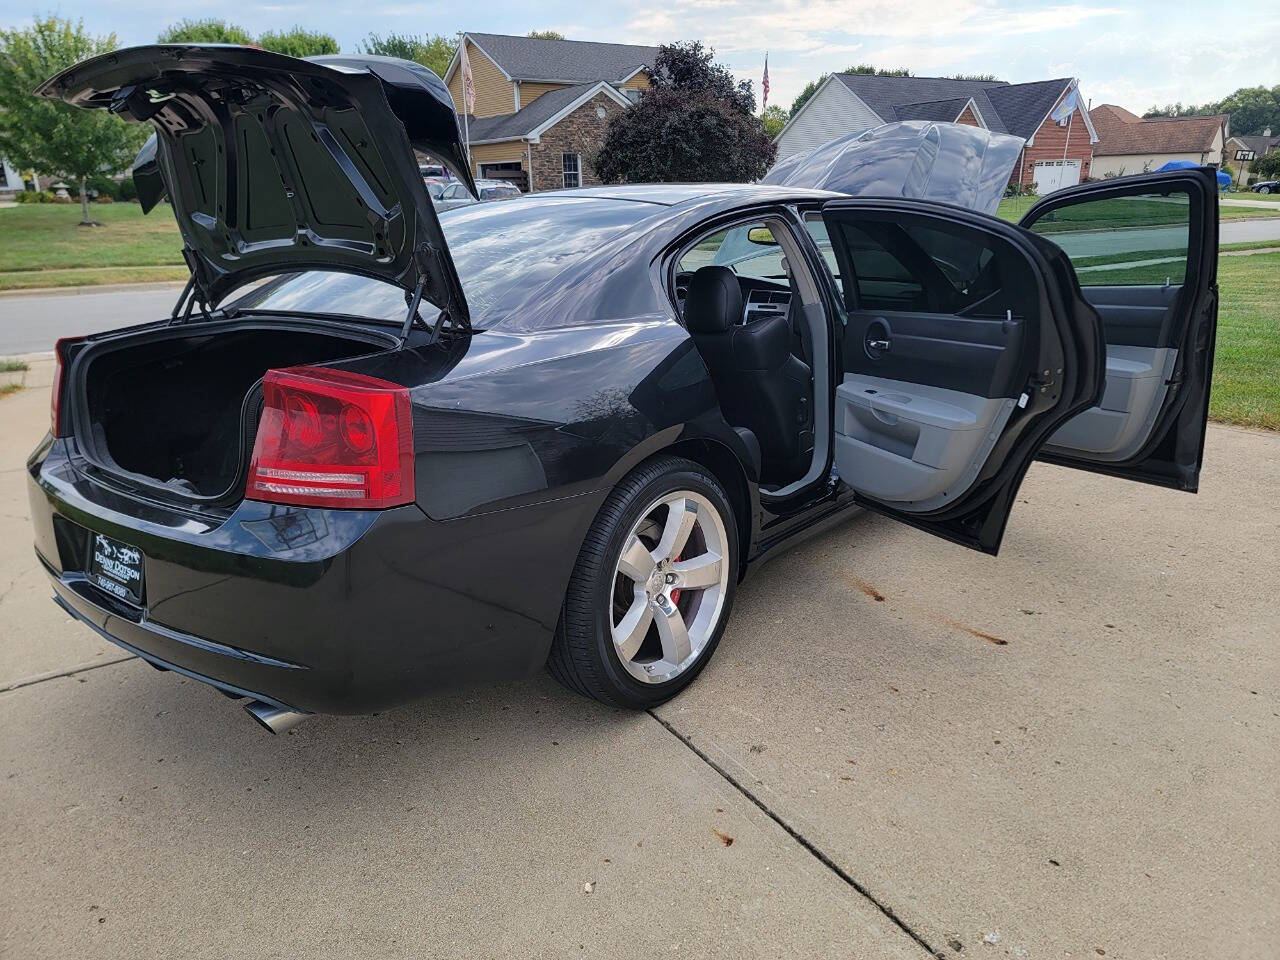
228,195,655,327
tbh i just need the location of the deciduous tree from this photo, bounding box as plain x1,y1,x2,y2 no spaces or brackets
360,32,456,77
594,42,775,184
0,17,146,225
157,19,253,45
257,28,340,58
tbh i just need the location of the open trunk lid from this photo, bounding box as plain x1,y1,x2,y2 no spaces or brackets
761,121,1025,216
38,45,474,321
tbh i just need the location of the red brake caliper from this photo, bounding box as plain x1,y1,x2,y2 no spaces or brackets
669,553,682,606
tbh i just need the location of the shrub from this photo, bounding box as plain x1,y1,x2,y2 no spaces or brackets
93,193,114,203
117,177,137,201
87,174,119,199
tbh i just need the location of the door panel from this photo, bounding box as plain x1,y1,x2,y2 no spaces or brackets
1082,284,1182,347
820,198,1104,553
1021,170,1218,489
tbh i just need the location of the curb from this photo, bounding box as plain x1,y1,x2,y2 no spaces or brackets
0,280,187,299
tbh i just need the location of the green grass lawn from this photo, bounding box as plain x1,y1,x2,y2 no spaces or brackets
0,202,186,290
1222,190,1280,202
1210,251,1280,430
996,195,1280,223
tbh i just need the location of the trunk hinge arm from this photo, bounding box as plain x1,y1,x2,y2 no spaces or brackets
169,248,214,325
397,243,470,349
398,275,428,344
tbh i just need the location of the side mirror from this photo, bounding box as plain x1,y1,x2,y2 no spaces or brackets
746,227,776,245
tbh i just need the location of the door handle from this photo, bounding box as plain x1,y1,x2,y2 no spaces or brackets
867,338,891,353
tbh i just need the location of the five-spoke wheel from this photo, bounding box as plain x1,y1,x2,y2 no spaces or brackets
548,456,739,708
610,491,729,684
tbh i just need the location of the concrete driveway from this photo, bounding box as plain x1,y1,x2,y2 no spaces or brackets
1,369,1276,959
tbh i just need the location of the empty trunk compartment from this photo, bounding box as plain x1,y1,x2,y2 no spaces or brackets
74,322,394,501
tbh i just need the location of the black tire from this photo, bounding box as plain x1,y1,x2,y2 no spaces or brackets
548,455,739,709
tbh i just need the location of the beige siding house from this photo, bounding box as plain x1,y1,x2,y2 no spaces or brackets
441,33,657,191
1089,105,1228,178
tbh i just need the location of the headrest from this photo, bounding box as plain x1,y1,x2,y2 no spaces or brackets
684,265,742,335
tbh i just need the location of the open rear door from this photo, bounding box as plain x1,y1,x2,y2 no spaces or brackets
1020,170,1219,490
820,198,1105,554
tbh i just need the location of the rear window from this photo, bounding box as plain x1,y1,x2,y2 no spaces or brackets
229,196,653,326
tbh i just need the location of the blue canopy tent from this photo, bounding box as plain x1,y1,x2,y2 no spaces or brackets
1157,159,1231,190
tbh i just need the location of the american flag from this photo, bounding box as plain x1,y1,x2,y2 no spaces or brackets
762,54,770,110
460,42,476,114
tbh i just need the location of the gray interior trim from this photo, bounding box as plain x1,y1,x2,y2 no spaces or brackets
1043,346,1176,461
834,373,1015,510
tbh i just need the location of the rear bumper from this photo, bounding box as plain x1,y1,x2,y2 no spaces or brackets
30,438,595,714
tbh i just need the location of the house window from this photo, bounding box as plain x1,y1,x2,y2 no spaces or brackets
562,153,581,189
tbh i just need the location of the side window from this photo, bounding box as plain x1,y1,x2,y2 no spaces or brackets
805,216,841,281
1024,190,1190,286
828,217,1008,316
677,223,786,281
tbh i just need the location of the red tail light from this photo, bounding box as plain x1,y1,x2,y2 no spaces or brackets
246,367,414,510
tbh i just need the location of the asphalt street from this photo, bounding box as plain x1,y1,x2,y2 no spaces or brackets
1,360,1276,958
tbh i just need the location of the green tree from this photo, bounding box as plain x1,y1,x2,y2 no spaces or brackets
360,32,456,76
1215,85,1280,137
1144,85,1280,136
949,73,999,81
157,18,253,45
595,42,774,184
0,17,146,225
761,104,788,138
1254,151,1280,180
526,30,565,40
257,28,339,58
789,63,913,117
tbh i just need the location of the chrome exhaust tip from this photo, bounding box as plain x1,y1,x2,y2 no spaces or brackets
244,700,308,734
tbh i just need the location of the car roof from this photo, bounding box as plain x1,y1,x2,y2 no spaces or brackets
535,183,842,206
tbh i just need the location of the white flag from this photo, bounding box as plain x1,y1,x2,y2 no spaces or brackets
1051,84,1078,126
460,42,476,115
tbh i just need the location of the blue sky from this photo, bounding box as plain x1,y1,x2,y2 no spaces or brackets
3,0,1276,115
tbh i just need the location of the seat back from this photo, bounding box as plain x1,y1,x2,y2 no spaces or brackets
685,266,812,480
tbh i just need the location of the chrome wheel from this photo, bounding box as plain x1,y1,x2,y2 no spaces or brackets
609,490,730,684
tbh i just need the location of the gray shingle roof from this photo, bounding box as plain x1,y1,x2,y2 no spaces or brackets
467,83,610,141
465,32,657,83
983,78,1074,140
834,73,1075,140
893,97,970,123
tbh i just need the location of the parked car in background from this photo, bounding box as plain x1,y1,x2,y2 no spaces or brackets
1253,179,1278,194
30,47,1219,734
434,178,521,211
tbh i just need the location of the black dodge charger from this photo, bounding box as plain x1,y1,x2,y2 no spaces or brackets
29,46,1219,732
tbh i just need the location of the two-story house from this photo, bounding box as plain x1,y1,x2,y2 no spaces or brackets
443,33,657,191
776,74,1099,193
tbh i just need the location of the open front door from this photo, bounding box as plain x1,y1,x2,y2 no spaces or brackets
1019,170,1218,490
819,198,1105,554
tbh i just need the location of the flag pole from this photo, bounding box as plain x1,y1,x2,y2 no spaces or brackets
463,109,471,176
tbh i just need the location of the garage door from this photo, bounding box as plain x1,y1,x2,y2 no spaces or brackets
1033,159,1082,194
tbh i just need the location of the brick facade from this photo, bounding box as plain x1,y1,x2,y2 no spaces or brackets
956,104,980,126
528,92,623,191
1012,104,1094,187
